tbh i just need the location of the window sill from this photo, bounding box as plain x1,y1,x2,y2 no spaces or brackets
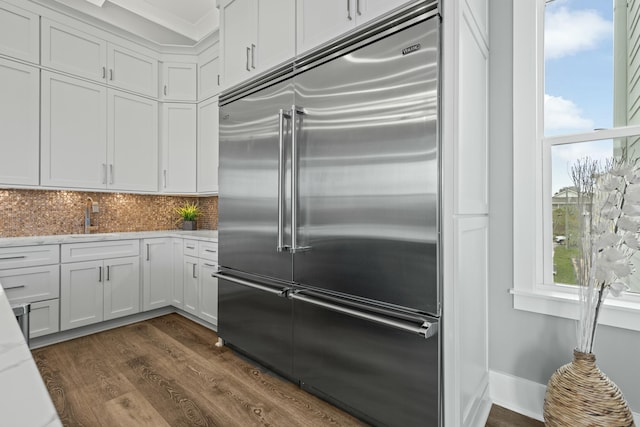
511,288,640,332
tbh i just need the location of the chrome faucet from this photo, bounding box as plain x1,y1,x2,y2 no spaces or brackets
84,197,98,233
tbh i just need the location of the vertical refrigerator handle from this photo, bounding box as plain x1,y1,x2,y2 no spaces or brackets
290,106,310,253
277,109,290,252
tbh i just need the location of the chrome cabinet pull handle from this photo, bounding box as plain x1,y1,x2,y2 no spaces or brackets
347,0,352,20
251,43,256,69
192,263,197,278
109,164,114,184
164,85,167,96
4,284,25,290
0,255,26,260
356,0,361,15
106,265,110,281
217,74,220,86
146,244,150,261
102,163,107,184
163,170,167,188
102,66,106,78
246,47,251,71
109,69,113,81
99,266,102,282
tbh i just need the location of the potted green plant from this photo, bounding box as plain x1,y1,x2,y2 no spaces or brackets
175,201,202,230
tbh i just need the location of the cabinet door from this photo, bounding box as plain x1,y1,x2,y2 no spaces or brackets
61,260,103,331
0,58,39,186
104,256,140,321
197,96,219,193
183,256,199,315
0,2,39,63
198,262,218,325
30,299,60,338
41,71,107,189
107,43,158,97
256,0,295,72
172,238,184,308
162,62,197,101
198,49,221,100
161,103,197,193
220,0,256,89
296,0,355,54
41,18,107,83
142,238,173,311
107,89,158,192
357,0,409,25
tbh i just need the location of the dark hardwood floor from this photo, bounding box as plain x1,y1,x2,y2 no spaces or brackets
32,314,542,426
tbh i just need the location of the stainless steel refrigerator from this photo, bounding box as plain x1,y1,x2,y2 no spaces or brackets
216,2,441,426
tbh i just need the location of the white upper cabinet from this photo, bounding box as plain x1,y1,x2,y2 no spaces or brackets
198,45,221,100
107,89,158,192
296,0,409,53
41,71,108,189
0,58,39,186
197,96,219,193
108,43,158,98
0,1,39,63
161,62,197,102
161,103,197,193
41,71,158,192
41,18,158,97
220,0,295,89
42,18,107,83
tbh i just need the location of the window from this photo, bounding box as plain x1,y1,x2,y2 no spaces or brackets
512,0,640,331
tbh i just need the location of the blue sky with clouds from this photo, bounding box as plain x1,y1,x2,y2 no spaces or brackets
546,0,614,193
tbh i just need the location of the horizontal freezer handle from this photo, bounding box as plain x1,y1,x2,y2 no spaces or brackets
212,272,289,297
290,292,438,339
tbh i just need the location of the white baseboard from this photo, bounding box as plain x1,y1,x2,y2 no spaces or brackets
489,370,640,424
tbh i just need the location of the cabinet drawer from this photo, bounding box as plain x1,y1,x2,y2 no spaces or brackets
0,264,60,304
0,245,59,269
198,241,218,262
30,299,60,338
183,239,198,257
61,240,140,263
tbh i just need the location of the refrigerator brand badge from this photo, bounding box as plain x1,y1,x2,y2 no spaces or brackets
402,43,421,55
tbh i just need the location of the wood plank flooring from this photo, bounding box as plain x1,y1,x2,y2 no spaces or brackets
32,313,542,426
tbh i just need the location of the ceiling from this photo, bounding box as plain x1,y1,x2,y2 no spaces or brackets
47,0,219,47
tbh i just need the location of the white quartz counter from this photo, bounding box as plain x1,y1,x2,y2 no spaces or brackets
0,286,62,426
0,229,218,247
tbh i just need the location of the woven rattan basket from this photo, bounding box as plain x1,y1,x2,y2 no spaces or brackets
543,350,635,426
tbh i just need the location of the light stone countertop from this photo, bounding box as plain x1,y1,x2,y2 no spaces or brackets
0,229,218,247
0,286,62,427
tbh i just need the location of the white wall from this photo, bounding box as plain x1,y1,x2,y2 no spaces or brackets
488,0,640,415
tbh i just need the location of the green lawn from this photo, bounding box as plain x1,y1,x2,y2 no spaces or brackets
554,245,579,285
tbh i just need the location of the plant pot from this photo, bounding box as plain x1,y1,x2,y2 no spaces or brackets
182,220,196,230
544,349,634,426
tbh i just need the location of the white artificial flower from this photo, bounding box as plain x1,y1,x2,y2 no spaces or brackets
600,175,623,191
596,232,620,249
624,185,640,203
616,216,639,232
609,281,630,297
612,261,633,279
623,233,640,250
602,247,626,262
595,263,612,282
622,203,640,217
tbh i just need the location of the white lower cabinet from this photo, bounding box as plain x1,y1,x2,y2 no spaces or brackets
0,245,60,339
61,255,140,331
181,240,218,326
171,238,185,308
142,238,173,311
30,299,60,338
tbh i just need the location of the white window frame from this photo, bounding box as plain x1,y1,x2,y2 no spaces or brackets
512,0,640,332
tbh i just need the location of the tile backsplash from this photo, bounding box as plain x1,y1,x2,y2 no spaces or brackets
0,189,217,237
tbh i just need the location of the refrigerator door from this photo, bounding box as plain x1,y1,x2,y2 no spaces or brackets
293,18,440,315
292,291,440,427
219,79,294,282
216,270,293,378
